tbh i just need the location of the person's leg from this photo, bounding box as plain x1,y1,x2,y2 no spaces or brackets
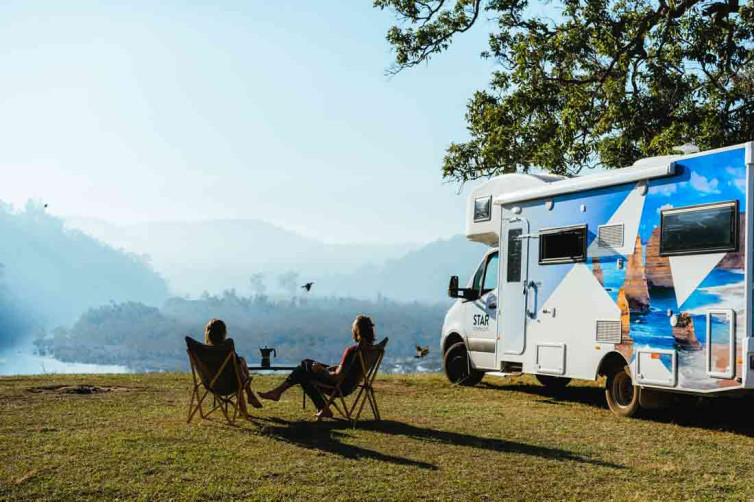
304,368,339,416
237,356,263,408
259,360,314,401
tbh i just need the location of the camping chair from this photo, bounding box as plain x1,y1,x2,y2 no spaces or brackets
309,338,388,425
185,336,252,425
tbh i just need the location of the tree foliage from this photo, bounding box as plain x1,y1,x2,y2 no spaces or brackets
374,0,754,178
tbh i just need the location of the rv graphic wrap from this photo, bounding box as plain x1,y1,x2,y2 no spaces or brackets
509,147,747,391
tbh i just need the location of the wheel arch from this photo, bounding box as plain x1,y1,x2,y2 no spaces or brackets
443,332,465,355
596,351,630,379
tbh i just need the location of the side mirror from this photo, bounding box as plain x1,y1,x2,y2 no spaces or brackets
462,287,480,302
447,276,460,298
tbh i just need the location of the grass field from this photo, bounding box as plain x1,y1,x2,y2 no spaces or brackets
2,372,754,501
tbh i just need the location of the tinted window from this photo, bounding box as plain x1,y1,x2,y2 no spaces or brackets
539,225,587,264
482,253,498,293
507,229,523,282
661,201,738,256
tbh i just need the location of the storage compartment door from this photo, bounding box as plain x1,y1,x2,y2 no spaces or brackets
535,343,566,375
636,349,677,387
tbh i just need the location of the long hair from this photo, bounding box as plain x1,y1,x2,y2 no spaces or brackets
204,318,227,346
351,314,375,345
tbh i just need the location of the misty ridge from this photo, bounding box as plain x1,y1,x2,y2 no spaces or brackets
65,217,486,301
2,201,486,373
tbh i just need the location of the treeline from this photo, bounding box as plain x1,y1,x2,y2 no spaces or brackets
44,291,448,372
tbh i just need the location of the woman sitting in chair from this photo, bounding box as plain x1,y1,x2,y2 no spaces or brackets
204,318,263,410
259,314,375,418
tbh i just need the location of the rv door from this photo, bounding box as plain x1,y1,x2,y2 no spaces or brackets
464,251,499,369
499,217,529,355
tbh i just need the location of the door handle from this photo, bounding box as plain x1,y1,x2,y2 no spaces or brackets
489,301,497,310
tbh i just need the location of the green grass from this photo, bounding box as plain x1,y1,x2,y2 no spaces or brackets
2,372,754,501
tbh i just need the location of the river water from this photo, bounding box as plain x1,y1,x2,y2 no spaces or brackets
0,343,130,376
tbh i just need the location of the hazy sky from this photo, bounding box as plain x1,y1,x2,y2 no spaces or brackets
0,2,495,244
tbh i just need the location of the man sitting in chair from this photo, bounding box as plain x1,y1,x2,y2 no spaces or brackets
259,314,375,418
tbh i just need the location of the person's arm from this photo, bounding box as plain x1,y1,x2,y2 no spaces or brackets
328,346,355,379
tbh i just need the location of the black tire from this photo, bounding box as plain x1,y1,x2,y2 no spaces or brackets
443,341,484,386
535,374,571,390
605,365,641,417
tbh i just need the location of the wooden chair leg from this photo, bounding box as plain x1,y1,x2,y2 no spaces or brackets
189,388,211,422
187,385,200,423
368,388,381,420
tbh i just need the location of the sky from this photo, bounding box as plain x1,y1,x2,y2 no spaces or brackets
0,1,497,244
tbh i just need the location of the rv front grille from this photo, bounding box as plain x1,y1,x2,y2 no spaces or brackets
597,223,624,248
596,321,622,343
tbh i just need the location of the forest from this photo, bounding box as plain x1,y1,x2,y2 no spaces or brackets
39,292,447,373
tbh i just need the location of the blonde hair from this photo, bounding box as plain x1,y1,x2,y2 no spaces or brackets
352,314,375,345
204,318,227,345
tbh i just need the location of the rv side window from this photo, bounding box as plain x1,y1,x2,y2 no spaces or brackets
660,201,738,256
474,196,492,222
506,229,523,282
481,252,498,294
539,225,587,265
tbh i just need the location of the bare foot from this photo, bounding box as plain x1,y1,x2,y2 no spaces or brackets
258,390,280,402
247,391,263,409
315,407,333,419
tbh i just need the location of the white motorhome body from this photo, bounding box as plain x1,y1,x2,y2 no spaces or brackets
441,143,754,416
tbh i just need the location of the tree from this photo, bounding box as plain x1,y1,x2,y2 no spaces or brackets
249,273,266,296
374,0,754,179
277,271,300,297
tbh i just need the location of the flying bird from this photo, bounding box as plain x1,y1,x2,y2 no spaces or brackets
415,345,429,359
301,282,314,292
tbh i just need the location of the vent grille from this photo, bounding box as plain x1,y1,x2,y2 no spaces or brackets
596,321,622,343
598,223,624,248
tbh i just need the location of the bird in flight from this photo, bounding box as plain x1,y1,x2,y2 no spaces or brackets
415,345,429,359
301,282,314,292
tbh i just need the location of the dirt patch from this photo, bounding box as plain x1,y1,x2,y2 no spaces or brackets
27,384,135,395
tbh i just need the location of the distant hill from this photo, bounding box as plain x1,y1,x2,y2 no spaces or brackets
317,235,488,302
0,202,169,348
65,217,418,296
65,217,489,303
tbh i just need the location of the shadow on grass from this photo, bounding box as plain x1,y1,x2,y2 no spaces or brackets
252,417,438,470
256,417,623,470
636,395,754,437
478,381,607,409
479,380,754,437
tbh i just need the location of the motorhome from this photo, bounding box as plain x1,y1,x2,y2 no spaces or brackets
442,143,754,416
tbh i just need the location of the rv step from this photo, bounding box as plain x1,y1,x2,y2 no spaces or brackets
500,361,523,373
484,371,523,378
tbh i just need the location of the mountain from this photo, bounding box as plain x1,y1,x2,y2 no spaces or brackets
64,217,419,296
317,235,489,302
0,202,169,348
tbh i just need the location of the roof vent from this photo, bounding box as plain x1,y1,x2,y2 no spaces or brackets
673,143,700,155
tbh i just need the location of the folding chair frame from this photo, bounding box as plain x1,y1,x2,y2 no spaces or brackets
186,348,252,426
312,347,385,426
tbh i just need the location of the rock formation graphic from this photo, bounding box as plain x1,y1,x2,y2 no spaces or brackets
624,235,650,313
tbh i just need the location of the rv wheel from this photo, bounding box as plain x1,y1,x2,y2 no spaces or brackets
535,374,571,391
605,365,641,417
443,342,484,386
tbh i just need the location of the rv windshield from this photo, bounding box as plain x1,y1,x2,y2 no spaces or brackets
471,260,485,292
